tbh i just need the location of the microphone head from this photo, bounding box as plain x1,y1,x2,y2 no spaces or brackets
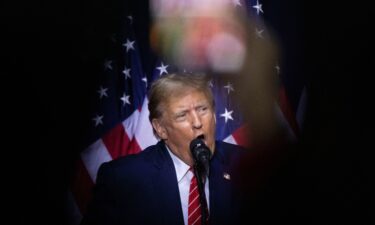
189,137,205,153
190,136,212,178
190,137,211,162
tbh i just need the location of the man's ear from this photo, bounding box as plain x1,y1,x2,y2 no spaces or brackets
152,118,168,140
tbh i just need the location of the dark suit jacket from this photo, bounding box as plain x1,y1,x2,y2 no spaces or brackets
81,140,246,225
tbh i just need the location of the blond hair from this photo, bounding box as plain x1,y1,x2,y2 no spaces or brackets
148,73,215,136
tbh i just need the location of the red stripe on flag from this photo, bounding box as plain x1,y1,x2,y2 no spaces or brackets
232,124,251,148
71,158,95,215
128,137,142,154
102,123,141,159
278,87,300,138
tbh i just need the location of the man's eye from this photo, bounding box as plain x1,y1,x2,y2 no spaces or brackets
198,106,208,113
176,113,186,120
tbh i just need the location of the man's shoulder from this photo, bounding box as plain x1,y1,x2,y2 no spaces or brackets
214,140,248,164
99,142,163,174
216,140,248,153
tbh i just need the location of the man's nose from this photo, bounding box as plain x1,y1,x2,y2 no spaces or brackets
191,111,203,129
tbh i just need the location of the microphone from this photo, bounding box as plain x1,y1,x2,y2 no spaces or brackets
190,136,211,225
190,136,212,180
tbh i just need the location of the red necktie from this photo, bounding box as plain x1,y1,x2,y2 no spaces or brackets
188,169,209,225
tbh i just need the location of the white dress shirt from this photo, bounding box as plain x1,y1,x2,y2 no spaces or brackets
166,146,210,225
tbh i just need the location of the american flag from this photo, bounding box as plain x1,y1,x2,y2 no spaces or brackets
67,1,306,224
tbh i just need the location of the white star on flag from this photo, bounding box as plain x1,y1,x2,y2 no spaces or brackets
156,62,169,75
275,64,280,74
92,114,104,126
104,60,113,70
122,67,131,79
120,93,131,106
253,0,264,15
256,28,264,38
142,77,148,87
123,39,135,52
127,15,133,24
97,86,108,99
220,108,234,123
224,82,234,94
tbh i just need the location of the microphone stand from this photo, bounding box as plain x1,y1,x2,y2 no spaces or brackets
193,163,209,225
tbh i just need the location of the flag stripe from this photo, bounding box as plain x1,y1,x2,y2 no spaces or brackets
133,98,159,150
231,124,250,147
122,107,141,140
223,134,237,145
81,139,112,182
102,122,140,159
71,159,95,214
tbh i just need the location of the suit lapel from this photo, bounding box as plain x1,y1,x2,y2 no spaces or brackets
151,141,184,225
209,143,233,225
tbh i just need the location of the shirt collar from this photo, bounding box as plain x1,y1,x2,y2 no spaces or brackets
165,144,190,182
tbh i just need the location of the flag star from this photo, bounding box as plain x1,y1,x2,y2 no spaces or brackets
220,108,234,123
223,172,231,180
127,15,133,24
253,0,264,15
224,82,234,94
104,60,113,70
92,114,104,126
156,62,169,75
256,28,264,38
120,93,131,106
275,64,280,74
122,67,131,79
232,0,242,7
97,86,108,99
142,77,148,87
123,39,135,52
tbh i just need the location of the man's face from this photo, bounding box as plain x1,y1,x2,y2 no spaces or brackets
153,89,216,166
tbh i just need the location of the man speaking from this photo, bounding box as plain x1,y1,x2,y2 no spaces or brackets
81,73,247,225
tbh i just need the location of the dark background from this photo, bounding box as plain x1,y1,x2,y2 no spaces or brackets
2,0,372,224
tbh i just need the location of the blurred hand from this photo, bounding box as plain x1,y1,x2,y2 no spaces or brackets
150,0,282,145
150,0,247,73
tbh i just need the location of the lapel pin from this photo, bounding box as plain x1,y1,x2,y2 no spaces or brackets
223,172,231,180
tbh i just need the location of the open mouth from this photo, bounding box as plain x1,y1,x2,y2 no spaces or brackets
196,134,205,141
